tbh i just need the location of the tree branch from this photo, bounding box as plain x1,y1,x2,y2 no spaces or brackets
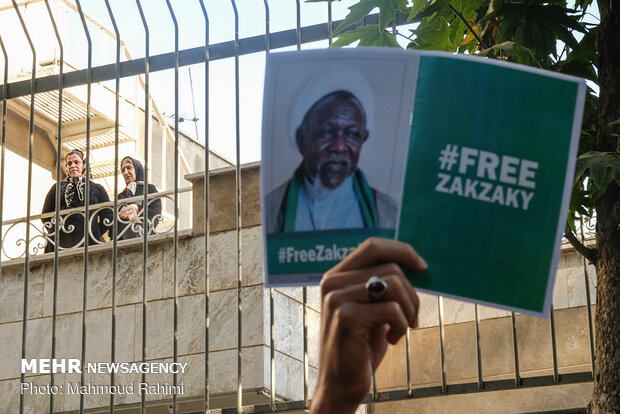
564,223,598,264
448,4,498,59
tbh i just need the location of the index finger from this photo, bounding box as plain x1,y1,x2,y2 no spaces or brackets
330,238,428,274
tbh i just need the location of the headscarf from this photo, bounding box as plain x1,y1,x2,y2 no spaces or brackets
121,156,145,195
64,150,90,207
64,176,86,207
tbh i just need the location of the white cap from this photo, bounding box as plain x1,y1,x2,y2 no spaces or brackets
288,65,375,150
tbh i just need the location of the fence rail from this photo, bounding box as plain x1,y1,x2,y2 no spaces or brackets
1,188,188,259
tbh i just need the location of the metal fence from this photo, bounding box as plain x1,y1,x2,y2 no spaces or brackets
0,1,596,413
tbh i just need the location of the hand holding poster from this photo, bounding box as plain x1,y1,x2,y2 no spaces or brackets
261,48,586,317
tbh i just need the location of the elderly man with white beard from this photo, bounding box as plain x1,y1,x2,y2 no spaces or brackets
265,89,397,233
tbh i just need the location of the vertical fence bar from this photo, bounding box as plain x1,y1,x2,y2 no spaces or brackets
164,3,180,413
75,3,92,412
140,0,151,413
580,215,596,374
188,68,199,140
474,304,483,389
197,2,211,412
294,1,311,408
135,2,151,411
141,6,152,409
0,41,6,380
270,291,275,412
327,2,333,45
103,1,121,411
404,22,414,381
392,13,397,37
303,287,309,407
296,0,301,51
261,0,277,411
43,2,64,412
0,35,6,278
12,2,36,412
406,328,412,396
510,312,521,387
549,304,559,383
229,1,243,411
438,297,447,394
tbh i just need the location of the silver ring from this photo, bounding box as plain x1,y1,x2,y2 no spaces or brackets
365,276,388,302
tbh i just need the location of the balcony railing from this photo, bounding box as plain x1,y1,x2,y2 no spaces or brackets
1,188,189,260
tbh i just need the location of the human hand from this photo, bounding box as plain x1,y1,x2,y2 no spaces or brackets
311,238,427,414
118,204,139,220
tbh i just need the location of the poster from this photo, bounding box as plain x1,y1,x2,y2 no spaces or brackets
261,48,586,317
261,48,419,286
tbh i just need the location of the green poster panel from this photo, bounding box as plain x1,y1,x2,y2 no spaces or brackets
266,228,395,285
398,55,581,314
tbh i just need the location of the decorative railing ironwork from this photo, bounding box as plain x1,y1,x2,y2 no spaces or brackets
1,187,189,260
579,213,597,239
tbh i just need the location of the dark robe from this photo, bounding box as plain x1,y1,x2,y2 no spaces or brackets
116,157,162,240
42,178,112,252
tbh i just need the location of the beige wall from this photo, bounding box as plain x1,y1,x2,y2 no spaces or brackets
0,227,321,413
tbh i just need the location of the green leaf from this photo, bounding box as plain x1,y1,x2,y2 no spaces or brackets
556,27,597,81
486,3,585,64
567,217,576,234
378,0,409,31
574,151,620,200
558,59,598,83
567,27,598,64
408,0,428,21
408,15,454,51
450,18,468,48
332,0,409,35
478,41,540,66
409,0,451,22
575,0,595,9
331,24,400,48
332,0,378,35
608,118,620,128
569,185,593,218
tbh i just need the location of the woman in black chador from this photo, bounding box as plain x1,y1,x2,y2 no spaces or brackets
42,149,112,252
117,156,162,240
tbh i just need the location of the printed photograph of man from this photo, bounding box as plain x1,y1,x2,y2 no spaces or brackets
261,49,418,286
264,88,397,233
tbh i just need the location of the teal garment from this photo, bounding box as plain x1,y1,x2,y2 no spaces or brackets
275,166,379,232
